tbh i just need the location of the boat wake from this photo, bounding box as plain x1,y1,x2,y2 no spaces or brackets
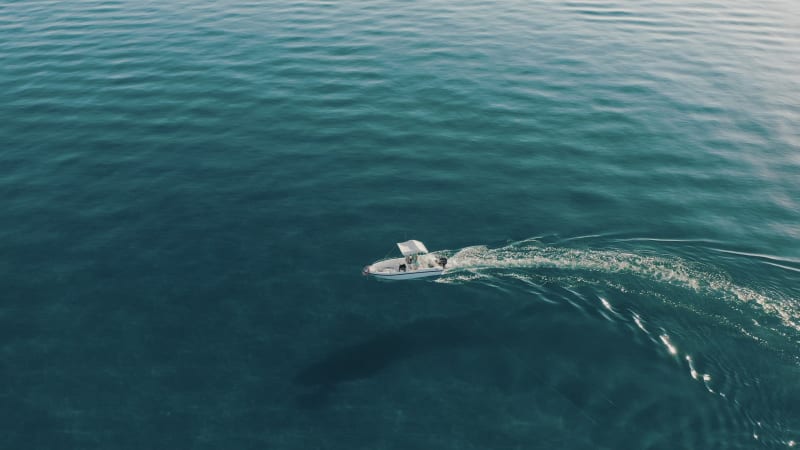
432,238,799,447
436,239,800,336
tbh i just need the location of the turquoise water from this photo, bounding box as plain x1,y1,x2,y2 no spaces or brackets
2,0,800,448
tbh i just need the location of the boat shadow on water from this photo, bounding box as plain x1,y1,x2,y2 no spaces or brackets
291,311,513,409
290,299,658,411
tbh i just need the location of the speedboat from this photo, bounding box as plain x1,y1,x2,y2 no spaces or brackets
362,240,447,280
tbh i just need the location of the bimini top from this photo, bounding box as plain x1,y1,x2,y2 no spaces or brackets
397,240,429,256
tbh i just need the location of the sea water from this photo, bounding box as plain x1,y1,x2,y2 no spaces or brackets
1,0,799,448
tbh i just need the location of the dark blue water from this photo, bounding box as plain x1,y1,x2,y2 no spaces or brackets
2,0,799,448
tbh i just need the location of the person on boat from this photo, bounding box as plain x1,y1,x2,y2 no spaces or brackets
401,255,412,272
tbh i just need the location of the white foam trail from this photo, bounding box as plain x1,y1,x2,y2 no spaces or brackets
437,240,800,333
660,333,678,356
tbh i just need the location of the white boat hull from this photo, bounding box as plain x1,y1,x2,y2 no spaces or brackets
363,254,445,280
369,267,443,280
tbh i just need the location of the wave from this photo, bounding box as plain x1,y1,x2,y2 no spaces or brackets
436,239,800,335
435,239,800,446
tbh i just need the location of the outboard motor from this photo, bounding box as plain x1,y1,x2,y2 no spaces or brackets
437,256,448,268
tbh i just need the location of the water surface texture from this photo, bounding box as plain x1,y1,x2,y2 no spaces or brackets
2,0,800,448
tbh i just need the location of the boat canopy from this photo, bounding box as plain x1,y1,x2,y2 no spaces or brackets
397,240,429,256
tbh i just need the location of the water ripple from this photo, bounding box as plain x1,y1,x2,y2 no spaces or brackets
3,0,800,447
